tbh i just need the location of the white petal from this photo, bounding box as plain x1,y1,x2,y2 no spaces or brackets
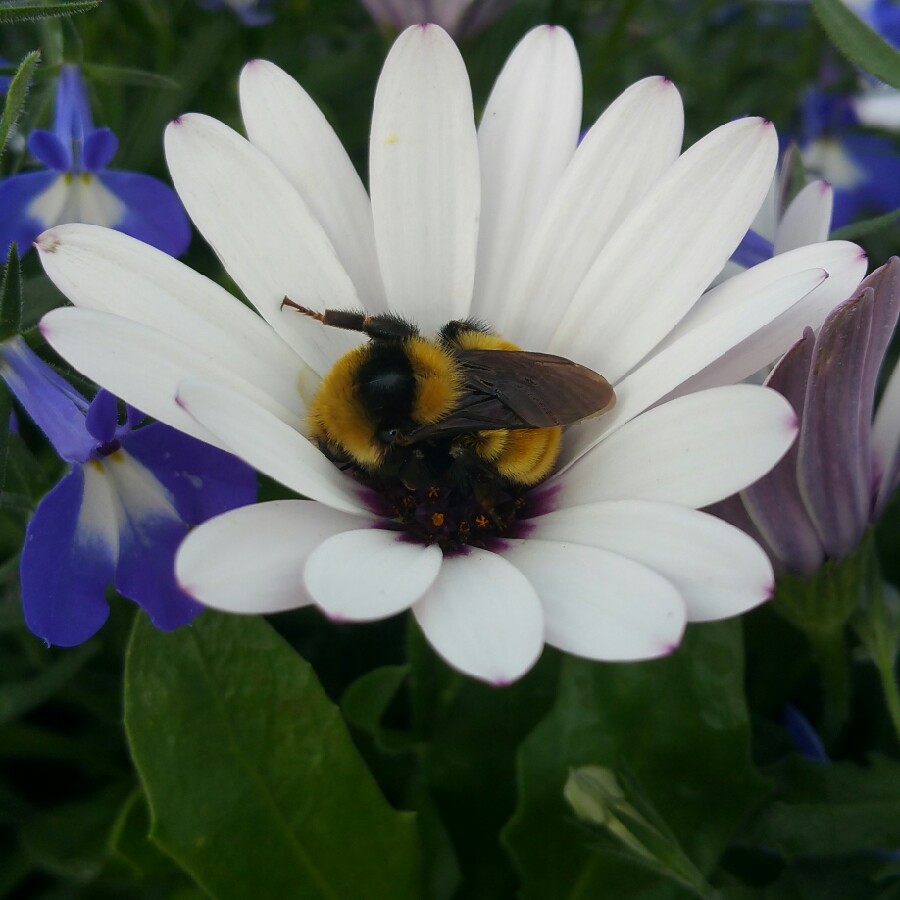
853,87,900,131
165,114,361,376
774,180,833,255
412,549,544,684
369,25,480,332
669,241,867,397
78,462,121,558
305,529,442,621
557,264,828,473
176,376,369,515
554,384,797,509
502,539,685,660
176,500,364,614
36,224,310,418
550,117,778,380
471,26,582,331
502,76,683,348
41,308,263,449
874,358,900,517
239,60,387,312
528,501,773,622
29,174,125,229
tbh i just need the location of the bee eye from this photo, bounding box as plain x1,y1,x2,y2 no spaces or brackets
378,426,401,444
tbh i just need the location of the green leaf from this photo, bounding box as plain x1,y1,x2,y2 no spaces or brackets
0,1,101,23
109,789,187,879
0,642,98,725
341,664,413,752
504,622,770,900
81,61,180,90
0,242,23,340
831,207,900,242
124,611,421,900
0,385,11,501
19,785,131,882
812,0,900,88
0,50,40,160
740,754,900,858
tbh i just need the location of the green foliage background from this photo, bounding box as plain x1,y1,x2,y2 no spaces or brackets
1,1,899,898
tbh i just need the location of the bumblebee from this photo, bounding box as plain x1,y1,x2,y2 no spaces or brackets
283,299,615,489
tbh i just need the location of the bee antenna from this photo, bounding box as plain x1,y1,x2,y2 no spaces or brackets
281,296,326,323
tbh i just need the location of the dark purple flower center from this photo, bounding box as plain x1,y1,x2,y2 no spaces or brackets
352,437,548,554
94,438,122,458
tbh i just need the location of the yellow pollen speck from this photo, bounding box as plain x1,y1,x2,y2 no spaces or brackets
431,512,445,527
385,132,399,144
475,514,488,528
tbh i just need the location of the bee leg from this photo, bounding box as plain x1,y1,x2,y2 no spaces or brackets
280,299,419,342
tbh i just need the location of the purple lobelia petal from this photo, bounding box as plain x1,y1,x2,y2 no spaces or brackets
82,128,118,173
122,403,146,433
96,171,191,257
0,171,64,252
53,66,93,151
731,228,774,268
20,466,118,645
796,277,893,559
27,130,72,171
85,388,119,444
124,422,256,524
103,451,204,630
832,134,900,229
741,329,825,575
0,337,95,463
783,706,829,762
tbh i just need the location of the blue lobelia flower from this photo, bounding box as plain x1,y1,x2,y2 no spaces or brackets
797,86,900,229
851,0,900,47
0,337,257,646
0,65,191,256
195,0,274,26
0,57,11,95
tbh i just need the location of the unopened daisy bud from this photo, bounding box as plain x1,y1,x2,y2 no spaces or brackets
359,0,512,39
564,767,713,898
729,258,900,578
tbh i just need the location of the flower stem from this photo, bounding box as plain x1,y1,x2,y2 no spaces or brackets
806,625,851,742
875,651,900,747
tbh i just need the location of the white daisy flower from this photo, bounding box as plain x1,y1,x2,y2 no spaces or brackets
36,25,867,684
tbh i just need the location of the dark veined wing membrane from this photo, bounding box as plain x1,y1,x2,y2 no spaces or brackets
402,348,616,441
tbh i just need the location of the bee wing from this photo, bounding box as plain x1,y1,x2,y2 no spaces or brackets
403,348,616,441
